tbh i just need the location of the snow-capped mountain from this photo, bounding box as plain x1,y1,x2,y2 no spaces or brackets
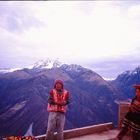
113,66,140,82
111,66,140,99
0,58,66,74
0,61,118,137
32,58,65,69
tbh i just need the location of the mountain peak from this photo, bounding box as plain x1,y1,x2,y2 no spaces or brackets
120,66,140,77
132,66,140,74
32,58,64,69
60,64,84,72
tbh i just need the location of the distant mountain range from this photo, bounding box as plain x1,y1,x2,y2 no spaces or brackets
111,67,140,99
0,59,140,138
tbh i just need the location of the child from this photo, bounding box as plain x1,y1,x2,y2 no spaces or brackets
45,80,70,140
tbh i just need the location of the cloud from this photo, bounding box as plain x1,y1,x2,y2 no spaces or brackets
0,1,140,78
85,53,140,79
0,2,44,33
127,4,140,18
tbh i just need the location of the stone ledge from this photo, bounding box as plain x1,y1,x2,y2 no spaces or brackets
35,122,114,140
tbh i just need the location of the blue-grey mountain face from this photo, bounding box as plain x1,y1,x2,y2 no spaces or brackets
0,63,119,138
111,67,140,99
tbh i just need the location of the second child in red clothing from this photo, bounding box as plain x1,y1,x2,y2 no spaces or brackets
116,85,140,140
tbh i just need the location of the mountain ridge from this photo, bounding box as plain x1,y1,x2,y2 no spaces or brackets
1,61,140,138
0,63,119,137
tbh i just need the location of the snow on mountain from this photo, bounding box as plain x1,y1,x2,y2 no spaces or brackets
60,64,86,72
32,58,65,69
0,58,66,73
116,66,140,79
132,66,140,75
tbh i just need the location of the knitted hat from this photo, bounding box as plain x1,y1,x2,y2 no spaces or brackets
54,79,64,89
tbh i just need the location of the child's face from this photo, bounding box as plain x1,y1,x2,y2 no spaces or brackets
55,83,63,90
136,88,140,98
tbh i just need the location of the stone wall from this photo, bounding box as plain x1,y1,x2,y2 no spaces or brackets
118,102,130,128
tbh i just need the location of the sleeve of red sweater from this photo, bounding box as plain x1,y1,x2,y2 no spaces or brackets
48,90,56,105
66,91,71,105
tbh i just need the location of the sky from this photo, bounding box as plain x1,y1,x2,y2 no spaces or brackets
0,1,140,79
